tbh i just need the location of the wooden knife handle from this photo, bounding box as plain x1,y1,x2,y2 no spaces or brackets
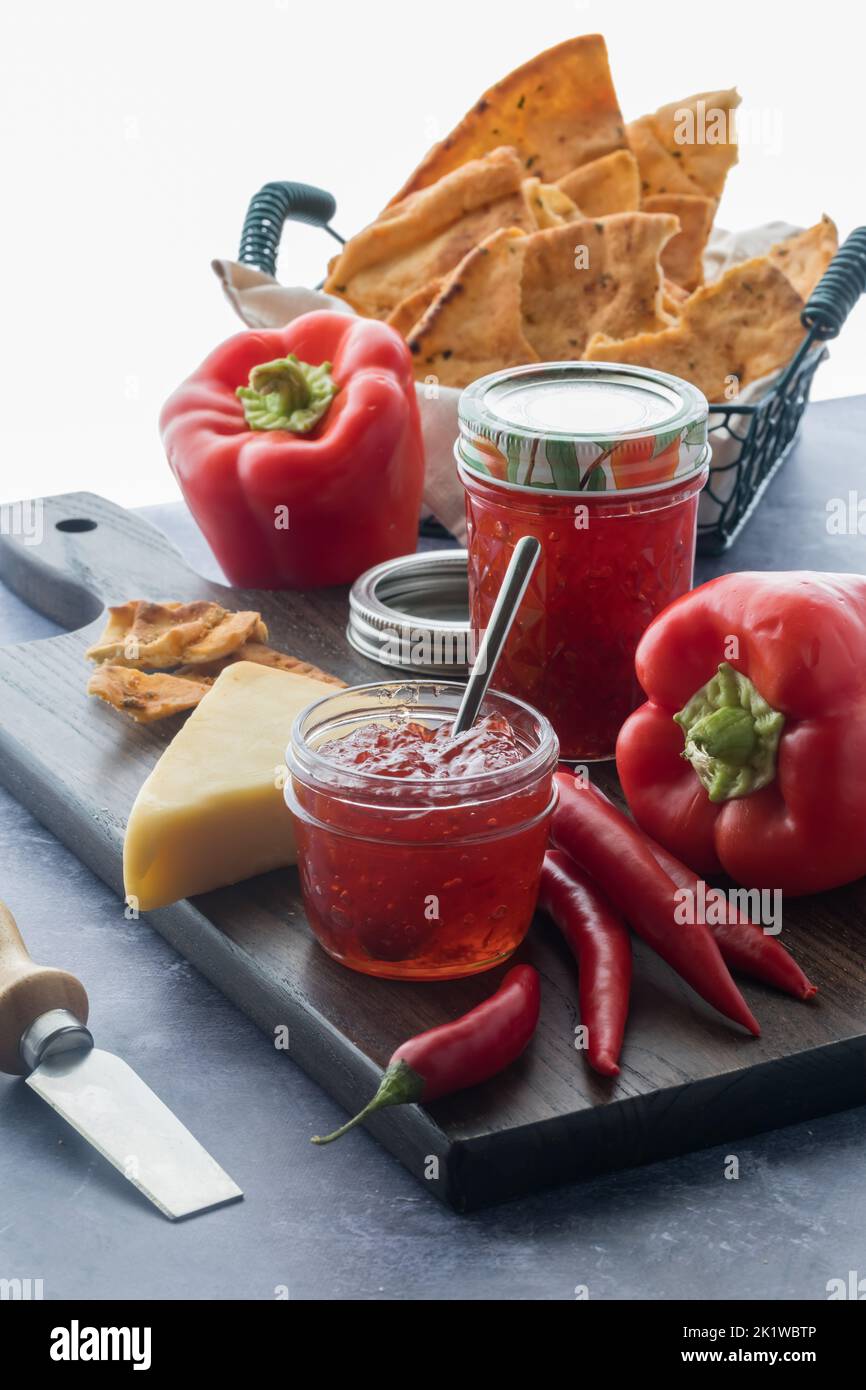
0,900,89,1075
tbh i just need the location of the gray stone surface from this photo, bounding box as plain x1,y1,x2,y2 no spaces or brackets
1,397,865,1300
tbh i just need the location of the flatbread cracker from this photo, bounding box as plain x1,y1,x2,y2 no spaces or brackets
520,212,679,360
643,193,715,291
769,216,838,301
627,116,702,199
556,149,641,216
175,642,346,687
386,280,444,338
324,146,537,318
650,90,740,200
387,35,626,204
86,597,345,722
87,666,212,724
407,228,540,389
586,254,807,403
86,600,268,670
382,176,584,340
522,178,580,229
662,276,690,318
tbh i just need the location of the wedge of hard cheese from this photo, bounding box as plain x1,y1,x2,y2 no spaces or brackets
123,661,336,911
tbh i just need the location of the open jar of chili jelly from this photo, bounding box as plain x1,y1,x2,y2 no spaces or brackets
458,363,710,762
285,681,558,980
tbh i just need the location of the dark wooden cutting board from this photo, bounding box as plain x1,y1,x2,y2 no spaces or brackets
1,491,865,1211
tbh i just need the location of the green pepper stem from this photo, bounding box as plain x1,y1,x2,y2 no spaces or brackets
686,705,757,763
675,662,785,803
311,1059,425,1146
237,354,337,433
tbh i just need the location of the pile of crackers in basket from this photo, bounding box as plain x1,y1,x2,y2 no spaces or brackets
324,35,837,403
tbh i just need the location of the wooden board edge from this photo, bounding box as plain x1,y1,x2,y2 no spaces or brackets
448,1037,866,1210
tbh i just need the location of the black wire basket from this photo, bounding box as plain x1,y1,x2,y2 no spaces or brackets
238,181,866,555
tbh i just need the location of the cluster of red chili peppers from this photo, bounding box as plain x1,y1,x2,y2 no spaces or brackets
540,771,815,1078
313,766,817,1142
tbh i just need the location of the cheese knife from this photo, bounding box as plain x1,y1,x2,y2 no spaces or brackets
0,899,242,1219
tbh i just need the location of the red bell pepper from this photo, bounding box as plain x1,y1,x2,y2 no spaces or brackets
616,571,866,897
160,311,425,588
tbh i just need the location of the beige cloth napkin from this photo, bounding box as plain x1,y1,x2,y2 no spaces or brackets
213,221,813,539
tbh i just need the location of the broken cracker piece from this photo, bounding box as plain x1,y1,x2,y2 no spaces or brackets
386,279,445,339
626,115,701,200
648,89,740,201
520,211,679,360
86,600,268,670
586,254,807,403
556,149,641,216
521,177,581,229
768,216,838,302
175,642,346,687
643,193,715,292
88,666,212,724
407,227,540,389
324,146,537,319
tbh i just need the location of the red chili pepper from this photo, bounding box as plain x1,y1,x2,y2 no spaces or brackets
584,786,816,1000
538,851,632,1077
311,964,540,1145
551,771,760,1037
641,829,817,1002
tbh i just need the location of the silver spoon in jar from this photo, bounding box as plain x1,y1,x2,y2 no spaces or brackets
452,535,541,735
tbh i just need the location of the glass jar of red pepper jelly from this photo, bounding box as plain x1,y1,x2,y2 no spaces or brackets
458,363,710,761
285,681,558,980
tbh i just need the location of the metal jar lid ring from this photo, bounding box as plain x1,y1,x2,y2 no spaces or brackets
347,550,473,678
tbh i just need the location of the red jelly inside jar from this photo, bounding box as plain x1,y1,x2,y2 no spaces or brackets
327,714,527,778
285,684,558,980
458,364,710,761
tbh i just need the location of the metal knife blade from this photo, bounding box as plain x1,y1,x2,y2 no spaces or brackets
27,1046,243,1220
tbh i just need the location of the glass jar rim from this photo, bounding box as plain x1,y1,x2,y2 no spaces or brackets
287,679,559,799
459,361,708,439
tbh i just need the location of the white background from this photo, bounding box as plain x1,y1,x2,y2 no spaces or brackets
1,0,863,508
